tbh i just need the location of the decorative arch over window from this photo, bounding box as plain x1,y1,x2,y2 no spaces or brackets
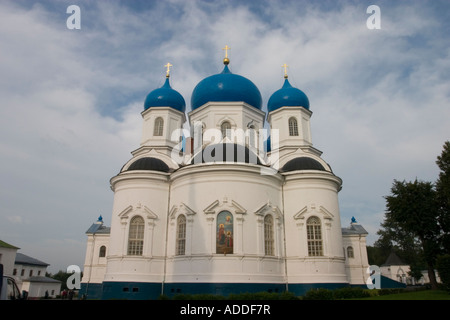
154,117,164,136
288,117,299,136
347,246,354,258
99,245,106,257
176,215,186,256
127,216,144,255
216,211,233,254
306,216,323,256
221,121,232,139
264,215,274,256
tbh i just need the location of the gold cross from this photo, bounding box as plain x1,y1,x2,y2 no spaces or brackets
282,63,289,78
222,45,231,58
164,62,173,77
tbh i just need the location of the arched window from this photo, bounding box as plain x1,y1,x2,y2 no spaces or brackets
127,216,144,255
99,245,106,257
221,121,232,139
264,215,274,256
347,246,354,258
154,117,164,136
288,117,299,136
176,215,186,256
216,211,233,254
306,216,323,256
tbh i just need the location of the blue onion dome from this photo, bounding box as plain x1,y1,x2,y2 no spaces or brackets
191,63,262,110
144,77,186,113
267,77,310,112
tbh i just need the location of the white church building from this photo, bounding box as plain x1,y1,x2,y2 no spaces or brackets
80,51,369,299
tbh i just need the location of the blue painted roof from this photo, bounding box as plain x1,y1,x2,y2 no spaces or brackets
144,77,186,113
341,224,368,235
267,78,310,112
86,221,110,234
191,65,262,110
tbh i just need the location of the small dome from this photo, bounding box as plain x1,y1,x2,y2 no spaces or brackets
191,65,262,110
281,157,326,172
144,77,186,113
126,157,170,173
191,143,262,165
267,78,310,112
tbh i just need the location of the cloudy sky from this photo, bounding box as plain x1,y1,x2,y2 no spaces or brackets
0,0,449,274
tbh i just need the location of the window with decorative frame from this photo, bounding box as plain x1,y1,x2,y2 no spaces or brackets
264,215,274,256
306,216,323,256
154,117,164,136
127,216,144,255
347,246,354,258
176,215,186,256
99,245,106,257
221,121,232,139
288,117,299,136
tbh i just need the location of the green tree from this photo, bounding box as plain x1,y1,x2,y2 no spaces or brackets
436,141,450,252
436,254,450,291
366,245,389,266
380,179,440,289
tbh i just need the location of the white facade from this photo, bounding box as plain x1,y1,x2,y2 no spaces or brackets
81,62,370,299
0,240,19,276
13,263,47,280
342,223,370,285
379,252,442,286
20,278,61,299
82,223,109,285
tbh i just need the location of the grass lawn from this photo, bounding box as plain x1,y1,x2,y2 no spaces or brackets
360,289,450,300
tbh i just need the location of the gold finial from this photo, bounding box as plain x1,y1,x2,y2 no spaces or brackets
282,63,289,79
164,62,173,78
222,45,230,65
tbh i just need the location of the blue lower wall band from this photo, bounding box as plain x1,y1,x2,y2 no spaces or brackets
80,281,385,300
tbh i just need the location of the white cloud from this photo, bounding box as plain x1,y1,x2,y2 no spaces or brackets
6,215,25,224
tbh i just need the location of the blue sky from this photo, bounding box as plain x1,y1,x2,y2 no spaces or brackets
0,0,449,273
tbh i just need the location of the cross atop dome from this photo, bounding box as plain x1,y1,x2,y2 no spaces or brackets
164,62,173,78
222,45,231,65
282,63,289,79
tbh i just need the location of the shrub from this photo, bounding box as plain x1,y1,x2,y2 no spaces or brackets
332,287,371,299
278,291,300,300
228,291,297,300
303,288,333,300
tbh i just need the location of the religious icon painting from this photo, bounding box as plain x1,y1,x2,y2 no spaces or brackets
216,211,233,254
